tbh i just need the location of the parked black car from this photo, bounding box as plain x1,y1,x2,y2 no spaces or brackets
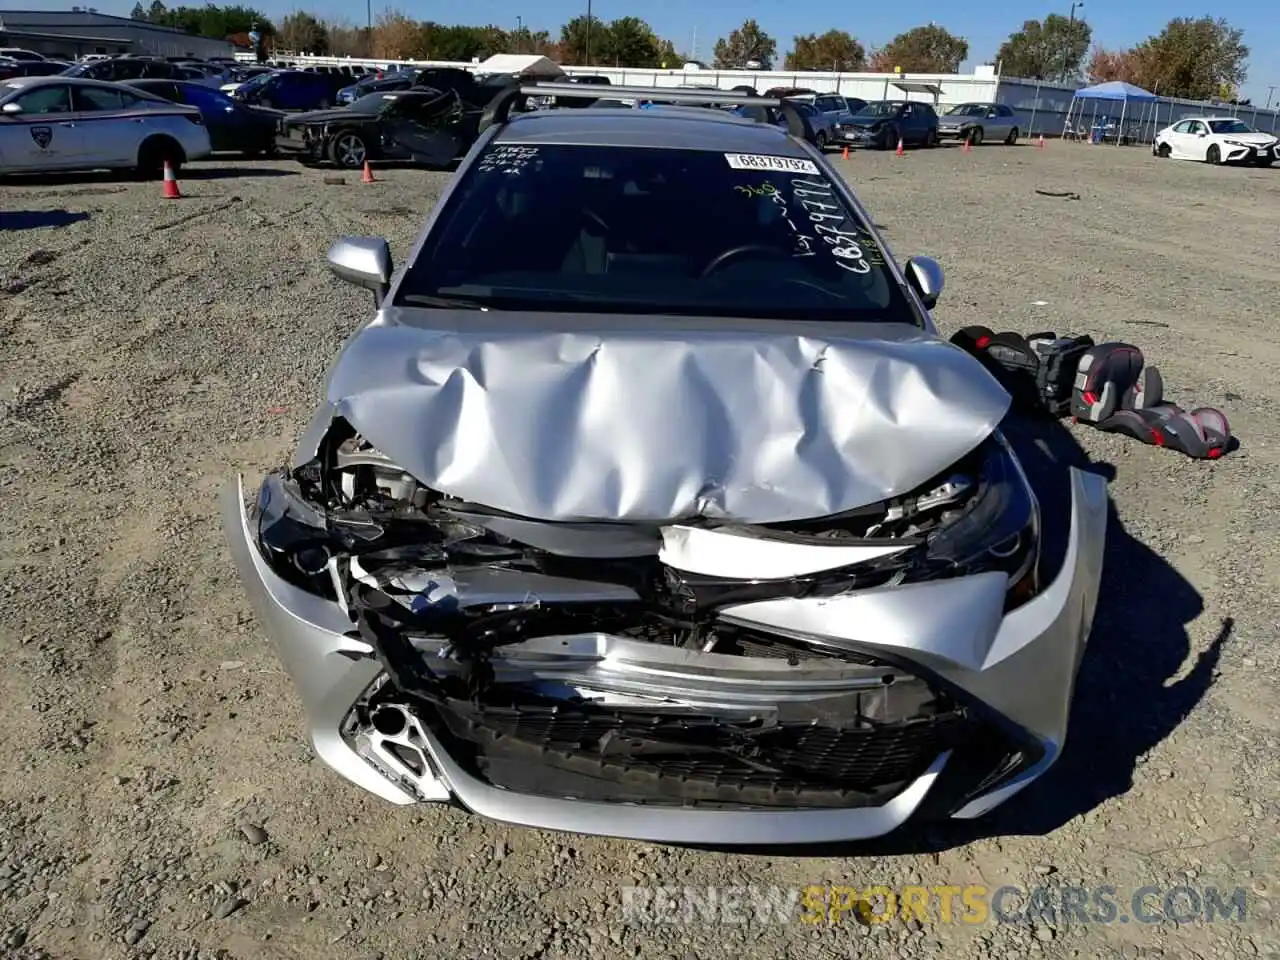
276,88,485,169
126,79,282,156
0,58,68,80
61,56,186,81
831,99,939,150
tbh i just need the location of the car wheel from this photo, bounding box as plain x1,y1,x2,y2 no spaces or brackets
925,128,939,147
329,131,367,169
1206,144,1221,165
815,130,828,151
1154,142,1171,158
1005,126,1019,145
968,126,984,147
135,136,184,180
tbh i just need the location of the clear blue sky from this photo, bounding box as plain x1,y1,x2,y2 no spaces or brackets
10,1,1279,101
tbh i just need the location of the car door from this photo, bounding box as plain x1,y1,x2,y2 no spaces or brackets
898,103,923,144
978,104,1005,141
181,83,242,151
0,83,84,171
1172,120,1202,158
69,84,139,165
380,91,463,165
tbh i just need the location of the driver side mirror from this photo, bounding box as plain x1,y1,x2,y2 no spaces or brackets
1,102,23,115
327,235,393,306
904,256,945,310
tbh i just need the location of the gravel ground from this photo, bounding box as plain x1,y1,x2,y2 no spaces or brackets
1,142,1278,960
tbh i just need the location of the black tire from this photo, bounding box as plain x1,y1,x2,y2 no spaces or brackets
328,130,368,169
1206,144,1221,165
135,136,185,180
815,130,828,151
1005,126,1019,145
925,128,939,147
968,126,984,146
1155,142,1171,158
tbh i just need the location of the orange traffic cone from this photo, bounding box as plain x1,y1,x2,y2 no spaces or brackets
842,145,849,159
1037,135,1046,149
161,160,181,199
895,137,905,157
361,160,376,184
962,135,972,153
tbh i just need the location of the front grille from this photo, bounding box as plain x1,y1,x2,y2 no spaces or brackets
428,696,970,808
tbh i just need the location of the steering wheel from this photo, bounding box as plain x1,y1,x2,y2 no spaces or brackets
700,244,785,278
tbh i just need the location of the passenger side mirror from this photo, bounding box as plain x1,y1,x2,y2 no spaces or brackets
1,102,22,115
327,235,393,306
904,256,945,310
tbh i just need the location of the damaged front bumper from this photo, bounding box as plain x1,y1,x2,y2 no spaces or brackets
221,463,1107,845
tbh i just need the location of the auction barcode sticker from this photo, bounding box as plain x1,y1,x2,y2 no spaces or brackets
724,154,820,174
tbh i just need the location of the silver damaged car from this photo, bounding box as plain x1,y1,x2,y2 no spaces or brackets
223,83,1108,845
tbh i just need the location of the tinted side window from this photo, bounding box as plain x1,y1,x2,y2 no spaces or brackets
15,84,71,113
1000,104,1014,117
73,85,125,111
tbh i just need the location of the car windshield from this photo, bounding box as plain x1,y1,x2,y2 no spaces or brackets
237,72,272,90
853,101,900,117
394,143,915,324
946,104,986,116
61,62,93,77
1207,119,1252,134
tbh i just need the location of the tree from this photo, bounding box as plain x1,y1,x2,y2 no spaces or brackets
713,19,777,69
657,39,684,69
509,26,557,58
870,24,968,73
326,21,371,58
786,30,865,72
371,8,423,58
602,16,662,67
146,0,168,23
995,14,1092,80
277,11,328,54
560,15,607,65
1131,17,1247,101
1086,46,1144,85
130,2,147,20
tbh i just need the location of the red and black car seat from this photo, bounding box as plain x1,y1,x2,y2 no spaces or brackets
950,326,1094,417
1070,342,1231,460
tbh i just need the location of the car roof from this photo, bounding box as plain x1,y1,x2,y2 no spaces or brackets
2,75,126,90
493,106,810,155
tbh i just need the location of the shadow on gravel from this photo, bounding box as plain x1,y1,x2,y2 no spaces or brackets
0,209,90,231
687,414,1232,859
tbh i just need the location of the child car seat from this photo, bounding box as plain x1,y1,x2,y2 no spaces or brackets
1070,342,1231,460
950,326,1094,417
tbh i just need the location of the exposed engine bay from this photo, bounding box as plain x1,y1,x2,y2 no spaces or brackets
250,418,1040,809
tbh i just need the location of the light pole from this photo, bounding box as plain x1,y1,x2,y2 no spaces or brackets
585,0,593,66
515,15,523,54
1059,2,1082,83
1267,85,1277,110
366,0,371,32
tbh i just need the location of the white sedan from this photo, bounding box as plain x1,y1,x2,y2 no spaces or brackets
0,76,211,177
1153,116,1279,167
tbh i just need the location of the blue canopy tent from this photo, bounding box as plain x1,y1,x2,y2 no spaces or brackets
1064,80,1159,145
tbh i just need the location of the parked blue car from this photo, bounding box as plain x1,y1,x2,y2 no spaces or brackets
230,69,346,111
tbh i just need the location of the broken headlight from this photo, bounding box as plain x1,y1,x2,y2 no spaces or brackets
916,431,1040,603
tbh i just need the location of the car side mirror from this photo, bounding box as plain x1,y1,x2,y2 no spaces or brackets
904,256,944,310
327,235,393,306
1,102,23,114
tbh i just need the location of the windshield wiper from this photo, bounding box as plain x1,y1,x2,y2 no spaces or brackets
399,294,489,310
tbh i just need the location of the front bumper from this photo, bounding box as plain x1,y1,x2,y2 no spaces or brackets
275,123,325,161
222,468,1107,844
936,126,969,140
831,126,885,147
1222,142,1278,164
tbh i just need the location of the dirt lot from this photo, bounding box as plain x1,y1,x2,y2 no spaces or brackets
2,141,1279,960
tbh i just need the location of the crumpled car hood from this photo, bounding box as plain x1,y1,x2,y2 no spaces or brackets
322,313,1011,524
